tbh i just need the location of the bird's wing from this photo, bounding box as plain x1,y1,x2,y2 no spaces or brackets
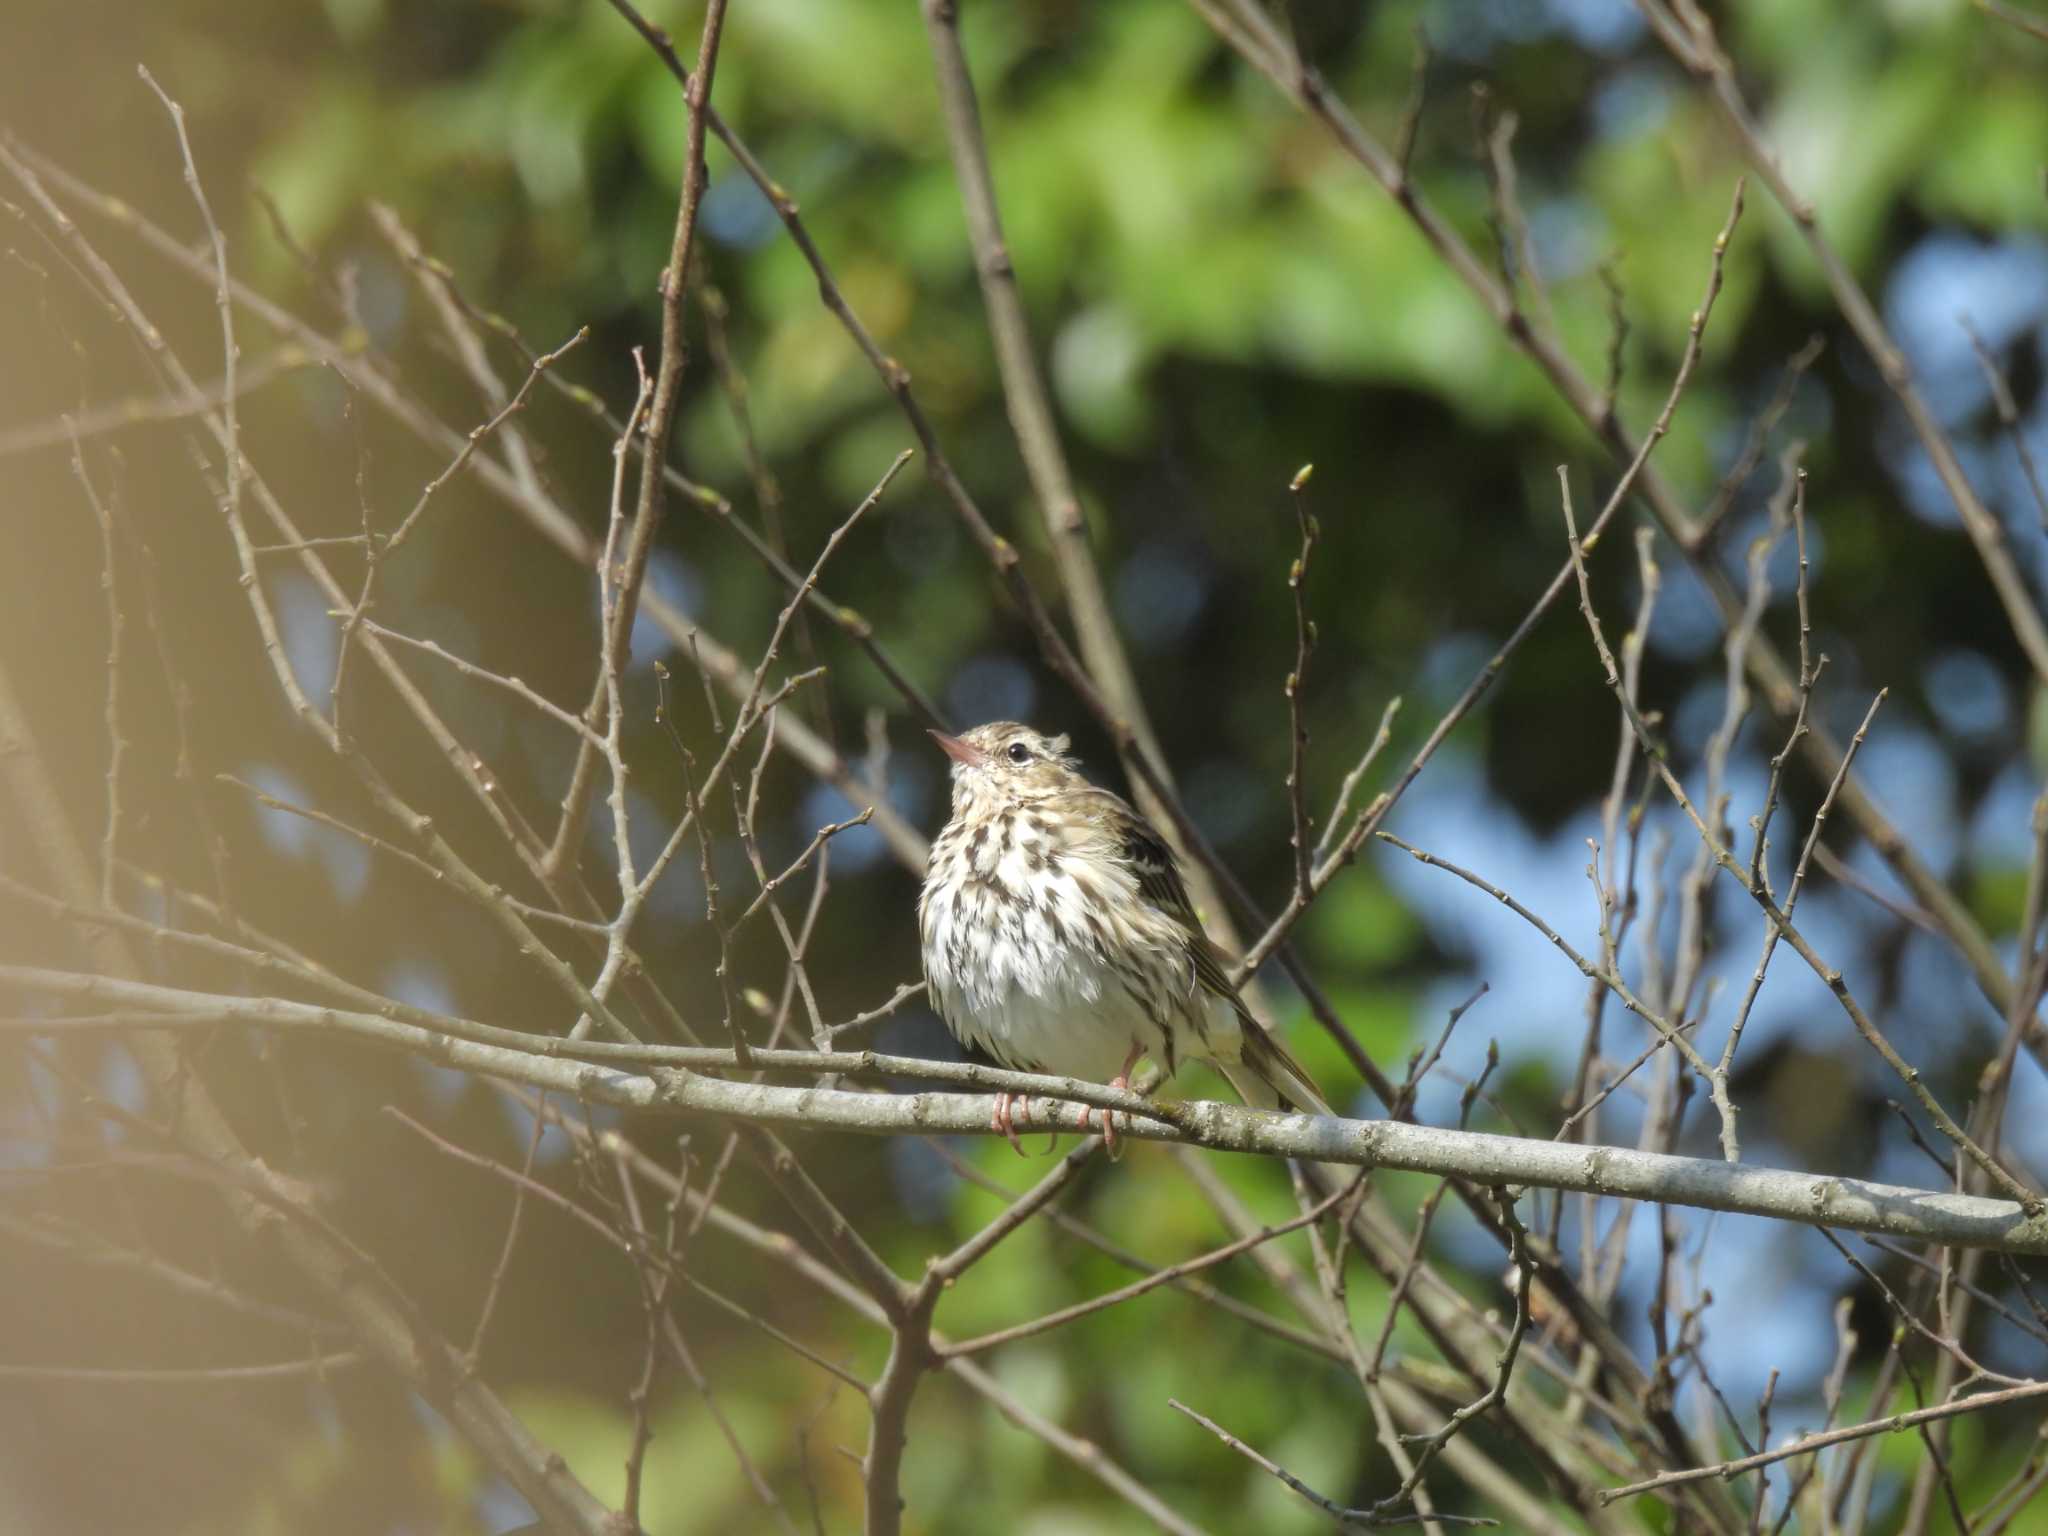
1077,788,1329,1112
1103,793,1203,924
1075,788,1227,968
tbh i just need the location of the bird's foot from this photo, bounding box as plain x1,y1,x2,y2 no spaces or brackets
1093,1059,1141,1159
991,1092,1028,1157
1093,1102,1122,1159
1091,1042,1149,1160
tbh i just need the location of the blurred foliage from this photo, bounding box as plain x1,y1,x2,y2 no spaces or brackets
7,0,2048,1531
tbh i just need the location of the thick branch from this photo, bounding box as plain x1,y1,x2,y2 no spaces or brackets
9,969,2048,1257
917,0,1178,814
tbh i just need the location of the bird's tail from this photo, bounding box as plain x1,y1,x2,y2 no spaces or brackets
1216,1029,1357,1191
1219,1023,1332,1118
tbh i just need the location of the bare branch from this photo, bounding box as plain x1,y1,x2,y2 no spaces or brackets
1169,1398,1497,1528
546,0,731,879
11,968,2048,1255
1600,1379,2048,1506
1640,0,2048,685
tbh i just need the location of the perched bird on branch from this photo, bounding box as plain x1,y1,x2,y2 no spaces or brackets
918,721,1329,1153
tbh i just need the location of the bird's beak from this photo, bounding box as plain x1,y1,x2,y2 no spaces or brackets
929,730,987,768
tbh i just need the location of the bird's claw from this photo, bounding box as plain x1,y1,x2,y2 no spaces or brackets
1093,1104,1122,1159
1094,1066,1135,1160
991,1092,1027,1157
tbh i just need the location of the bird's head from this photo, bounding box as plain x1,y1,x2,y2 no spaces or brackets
929,721,1082,804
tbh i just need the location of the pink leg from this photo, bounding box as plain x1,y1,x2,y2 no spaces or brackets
1094,1041,1146,1158
991,1091,1027,1156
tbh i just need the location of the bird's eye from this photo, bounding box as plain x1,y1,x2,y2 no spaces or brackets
1006,742,1032,764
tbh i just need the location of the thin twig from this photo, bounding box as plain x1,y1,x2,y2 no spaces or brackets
0,1353,360,1383
1380,1190,1532,1510
466,1095,549,1368
1976,0,2048,41
1642,0,2048,685
1233,178,1747,987
1314,695,1402,868
1561,466,2040,1211
383,327,587,556
1284,463,1319,902
1959,312,2048,535
546,0,730,880
942,1184,1350,1357
0,350,311,456
1378,830,1716,1083
1181,0,2024,1047
1600,1379,2048,1505
1695,337,1823,546
68,428,126,908
1169,1398,1497,1528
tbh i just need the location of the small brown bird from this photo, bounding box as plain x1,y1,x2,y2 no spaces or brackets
918,722,1329,1152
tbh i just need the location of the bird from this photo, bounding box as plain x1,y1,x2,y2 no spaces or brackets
917,721,1330,1154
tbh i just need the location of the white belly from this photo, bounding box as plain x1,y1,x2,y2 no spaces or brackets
920,859,1239,1084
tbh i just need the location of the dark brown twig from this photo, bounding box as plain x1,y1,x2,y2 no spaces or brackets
1960,313,2048,535
546,0,730,880
1974,1,2048,48
1284,463,1318,901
